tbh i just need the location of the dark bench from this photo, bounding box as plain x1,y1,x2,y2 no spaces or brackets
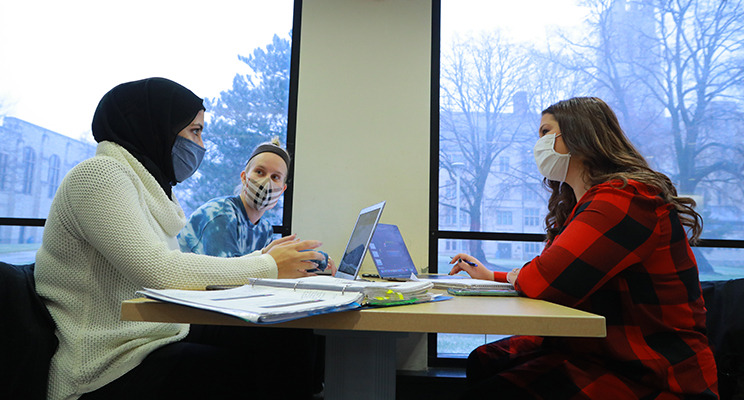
0,262,58,400
701,279,744,400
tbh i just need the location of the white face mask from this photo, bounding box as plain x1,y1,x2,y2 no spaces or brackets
243,176,282,211
534,133,571,182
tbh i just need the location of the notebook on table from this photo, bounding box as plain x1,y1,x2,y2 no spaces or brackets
368,223,467,281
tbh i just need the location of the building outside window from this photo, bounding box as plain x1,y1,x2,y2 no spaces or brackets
440,206,453,225
21,147,34,195
524,242,543,260
47,154,60,198
498,156,509,172
523,208,540,227
445,239,456,251
0,152,8,191
443,179,454,198
523,184,541,201
496,211,512,226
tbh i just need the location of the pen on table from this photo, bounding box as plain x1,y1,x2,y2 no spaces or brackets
260,299,324,308
451,257,477,267
212,293,274,301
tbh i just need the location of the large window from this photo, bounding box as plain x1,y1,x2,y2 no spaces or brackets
433,0,744,362
0,0,299,263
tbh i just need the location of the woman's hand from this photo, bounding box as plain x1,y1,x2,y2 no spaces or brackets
448,253,494,281
266,238,325,278
325,256,337,276
506,267,521,285
301,253,336,276
262,234,297,254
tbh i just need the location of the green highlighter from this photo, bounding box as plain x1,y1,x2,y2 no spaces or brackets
367,298,420,307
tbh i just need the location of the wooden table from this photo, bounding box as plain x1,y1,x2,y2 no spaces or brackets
122,292,605,399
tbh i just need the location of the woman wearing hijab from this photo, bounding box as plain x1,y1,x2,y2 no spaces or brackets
35,78,327,400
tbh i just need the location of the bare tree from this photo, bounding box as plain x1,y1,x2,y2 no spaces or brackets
639,0,744,195
528,45,593,111
440,31,534,265
541,0,665,143
542,0,744,239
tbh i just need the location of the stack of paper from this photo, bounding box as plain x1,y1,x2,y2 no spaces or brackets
138,285,364,324
246,276,433,301
137,276,435,324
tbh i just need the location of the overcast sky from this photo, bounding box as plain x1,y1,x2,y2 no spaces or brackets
0,0,584,140
0,0,295,139
442,0,586,43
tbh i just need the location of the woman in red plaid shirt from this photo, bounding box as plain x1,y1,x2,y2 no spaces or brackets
451,97,718,399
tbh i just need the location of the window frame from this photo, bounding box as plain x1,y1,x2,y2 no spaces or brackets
427,0,744,368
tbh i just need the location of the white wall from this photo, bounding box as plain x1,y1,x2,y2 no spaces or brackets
293,0,433,370
293,0,432,277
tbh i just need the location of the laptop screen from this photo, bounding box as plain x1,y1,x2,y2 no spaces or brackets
368,224,418,278
334,201,386,280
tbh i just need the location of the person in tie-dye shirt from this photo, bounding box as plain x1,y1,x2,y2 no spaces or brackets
178,138,290,258
178,138,332,398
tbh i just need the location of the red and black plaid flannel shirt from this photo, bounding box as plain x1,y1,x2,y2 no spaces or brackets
473,180,718,399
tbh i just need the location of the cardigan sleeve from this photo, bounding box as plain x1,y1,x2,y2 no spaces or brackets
515,184,663,307
62,156,277,290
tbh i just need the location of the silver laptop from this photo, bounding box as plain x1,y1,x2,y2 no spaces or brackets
206,201,384,290
368,223,466,281
333,201,386,280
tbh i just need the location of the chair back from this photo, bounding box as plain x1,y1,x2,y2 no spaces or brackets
0,262,58,400
701,279,744,400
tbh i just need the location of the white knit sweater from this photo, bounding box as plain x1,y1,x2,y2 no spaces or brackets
35,141,278,400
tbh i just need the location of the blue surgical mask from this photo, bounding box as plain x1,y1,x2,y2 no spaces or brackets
171,136,205,183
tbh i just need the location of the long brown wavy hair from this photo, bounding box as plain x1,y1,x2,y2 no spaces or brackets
541,97,702,244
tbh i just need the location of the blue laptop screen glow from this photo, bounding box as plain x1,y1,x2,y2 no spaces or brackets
368,224,418,278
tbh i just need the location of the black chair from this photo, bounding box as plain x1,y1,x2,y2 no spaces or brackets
701,279,744,400
0,262,58,400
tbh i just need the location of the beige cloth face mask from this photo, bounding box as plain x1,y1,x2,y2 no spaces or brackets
244,176,282,211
